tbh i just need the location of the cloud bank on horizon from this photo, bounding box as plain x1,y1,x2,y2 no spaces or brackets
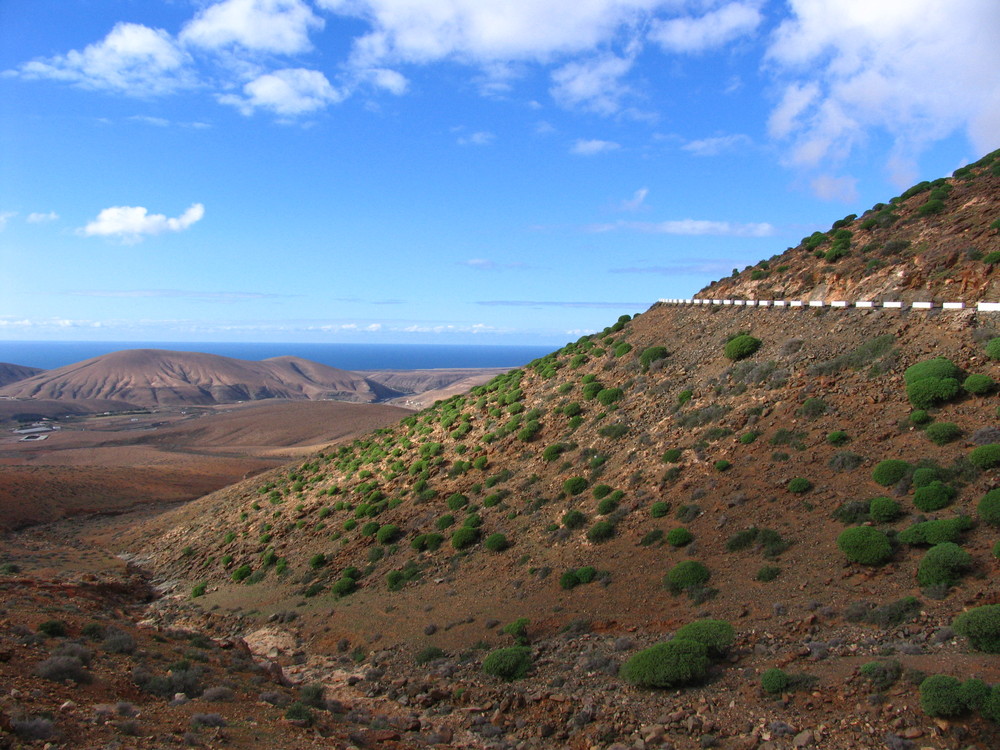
1,0,998,345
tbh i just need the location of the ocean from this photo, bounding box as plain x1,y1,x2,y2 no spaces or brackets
0,341,557,372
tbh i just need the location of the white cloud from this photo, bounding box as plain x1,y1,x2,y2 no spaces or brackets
550,52,634,114
650,2,763,53
620,188,649,211
220,68,344,115
683,133,751,156
459,259,527,270
809,174,858,202
766,0,1000,171
17,22,192,96
457,131,495,146
571,138,620,155
589,219,775,236
26,211,59,223
180,0,323,54
80,203,205,243
321,0,671,67
364,67,409,94
129,115,170,127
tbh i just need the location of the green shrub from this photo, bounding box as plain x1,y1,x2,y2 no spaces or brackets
724,335,762,361
451,526,479,550
907,377,961,409
664,561,710,594
562,509,587,529
447,493,469,511
650,501,670,518
909,410,931,426
869,496,901,523
376,524,401,544
756,565,781,582
639,346,669,370
560,569,581,590
482,646,532,681
360,521,380,537
963,373,995,395
760,668,790,695
787,477,813,494
985,338,1000,360
979,489,1000,525
673,619,734,658
592,484,612,500
662,449,682,463
587,520,615,543
872,460,910,486
503,617,530,644
596,388,624,406
798,398,827,418
666,527,693,547
837,527,893,565
37,620,67,637
436,514,455,530
411,533,444,552
859,659,902,692
739,431,758,444
415,646,445,665
563,477,588,495
677,389,693,405
231,565,252,583
714,459,731,472
911,467,939,487
925,422,962,446
599,423,629,438
620,639,709,688
917,542,972,587
904,357,961,385
597,496,619,515
913,481,957,512
920,675,966,717
484,533,510,552
898,516,973,546
191,582,207,598
827,430,849,446
969,444,1000,469
960,678,991,711
953,605,1000,652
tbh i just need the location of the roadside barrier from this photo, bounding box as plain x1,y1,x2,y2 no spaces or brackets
656,299,1000,311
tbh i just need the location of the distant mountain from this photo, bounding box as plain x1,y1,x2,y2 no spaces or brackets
0,349,389,407
0,362,44,387
701,148,1000,303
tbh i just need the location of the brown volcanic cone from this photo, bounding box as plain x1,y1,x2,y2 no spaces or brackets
0,348,384,407
0,362,44,386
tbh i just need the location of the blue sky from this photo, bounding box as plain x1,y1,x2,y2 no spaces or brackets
1,0,998,345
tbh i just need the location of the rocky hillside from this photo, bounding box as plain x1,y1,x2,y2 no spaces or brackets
702,149,1000,303
0,362,43,387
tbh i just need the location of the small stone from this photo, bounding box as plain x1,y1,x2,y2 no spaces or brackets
792,729,814,747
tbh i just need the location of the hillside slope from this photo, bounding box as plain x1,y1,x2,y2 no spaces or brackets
702,149,1000,303
0,362,44,387
0,349,390,406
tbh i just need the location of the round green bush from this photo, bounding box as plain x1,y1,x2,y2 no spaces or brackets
597,497,619,515
446,493,468,511
559,569,580,590
787,477,813,494
760,668,790,695
909,409,931,426
904,357,961,385
827,430,849,445
898,517,973,546
837,527,893,565
960,678,991,711
650,501,670,518
620,639,709,688
673,619,734,658
953,605,1000,653
869,496,901,523
907,377,960,409
920,675,966,717
714,459,731,472
756,565,781,582
724,334,762,361
925,422,962,446
979,489,1000,526
484,533,510,552
360,521,380,537
562,509,587,529
963,373,995,395
592,484,612,500
575,565,596,583
739,432,758,444
872,459,910,487
917,542,972,587
985,337,1000,360
640,346,669,370
911,467,939,487
563,477,588,495
587,520,615,543
969,444,1000,469
596,387,625,406
913,481,957,512
481,646,532,681
666,527,693,547
375,524,401,544
451,526,479,550
664,561,710,594
662,449,682,463
985,686,1000,723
